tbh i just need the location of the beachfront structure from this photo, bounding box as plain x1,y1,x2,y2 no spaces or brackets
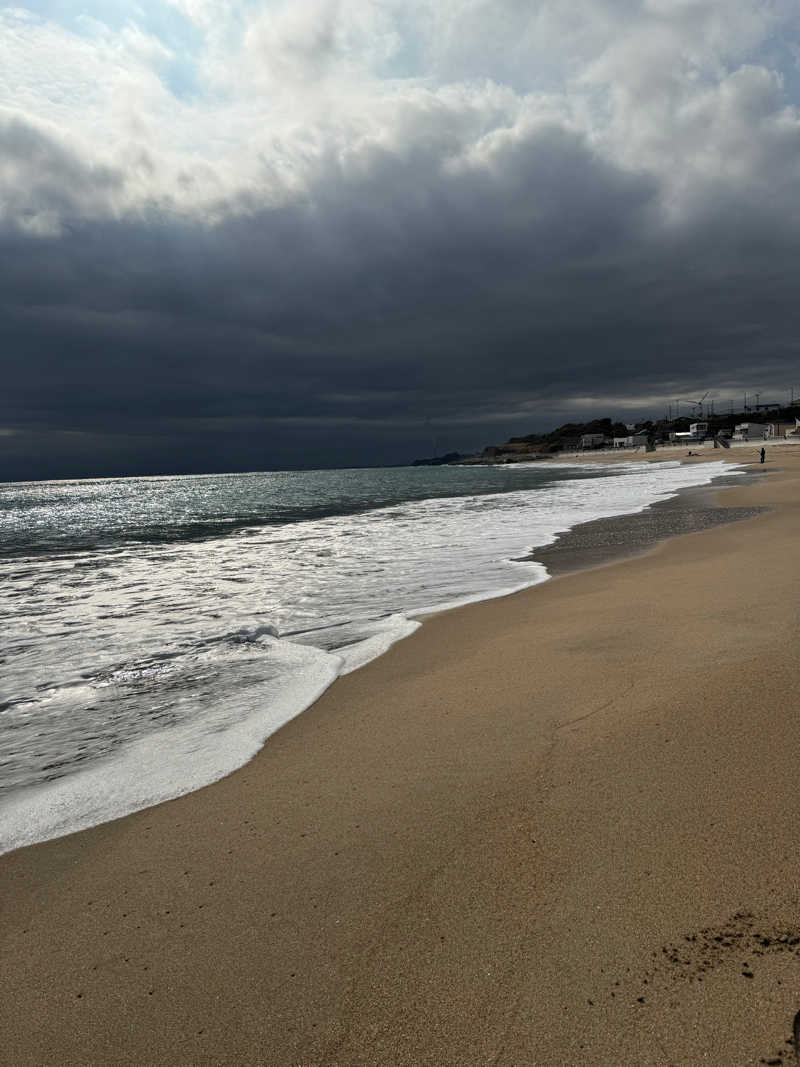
766,421,799,438
579,433,609,449
613,433,649,448
669,423,709,444
669,431,695,443
733,422,767,441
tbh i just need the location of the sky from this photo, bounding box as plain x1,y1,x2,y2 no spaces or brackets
3,0,800,478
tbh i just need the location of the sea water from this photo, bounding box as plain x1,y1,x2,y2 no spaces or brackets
0,459,741,853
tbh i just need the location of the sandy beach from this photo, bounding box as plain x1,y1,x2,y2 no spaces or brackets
2,445,799,1065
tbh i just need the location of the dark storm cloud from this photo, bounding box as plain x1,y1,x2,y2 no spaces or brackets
3,97,800,479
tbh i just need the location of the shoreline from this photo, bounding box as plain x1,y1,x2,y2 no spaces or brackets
528,468,765,578
3,448,799,1064
0,457,747,858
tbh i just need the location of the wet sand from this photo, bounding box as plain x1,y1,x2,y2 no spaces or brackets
529,471,765,577
2,446,799,1065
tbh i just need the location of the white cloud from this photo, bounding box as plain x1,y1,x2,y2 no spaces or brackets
2,0,800,234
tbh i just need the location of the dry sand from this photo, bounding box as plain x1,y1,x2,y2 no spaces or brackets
2,447,799,1066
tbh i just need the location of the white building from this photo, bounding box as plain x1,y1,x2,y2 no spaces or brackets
766,421,798,438
613,433,649,448
732,422,767,441
689,422,709,439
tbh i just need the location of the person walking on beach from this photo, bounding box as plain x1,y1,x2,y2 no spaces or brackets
760,447,766,464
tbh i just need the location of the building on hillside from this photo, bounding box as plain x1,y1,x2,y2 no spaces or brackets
613,433,649,448
733,422,767,441
579,433,609,449
552,436,582,452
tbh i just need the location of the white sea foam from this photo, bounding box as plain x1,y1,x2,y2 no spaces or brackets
0,638,340,854
336,615,422,674
0,459,743,853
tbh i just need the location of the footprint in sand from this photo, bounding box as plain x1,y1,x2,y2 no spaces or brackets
597,912,800,1063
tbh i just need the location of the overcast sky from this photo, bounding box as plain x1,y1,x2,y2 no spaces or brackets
3,0,800,478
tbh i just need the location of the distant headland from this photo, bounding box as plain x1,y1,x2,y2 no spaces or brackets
413,407,800,465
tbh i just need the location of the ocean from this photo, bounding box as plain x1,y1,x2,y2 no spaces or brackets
0,459,742,853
